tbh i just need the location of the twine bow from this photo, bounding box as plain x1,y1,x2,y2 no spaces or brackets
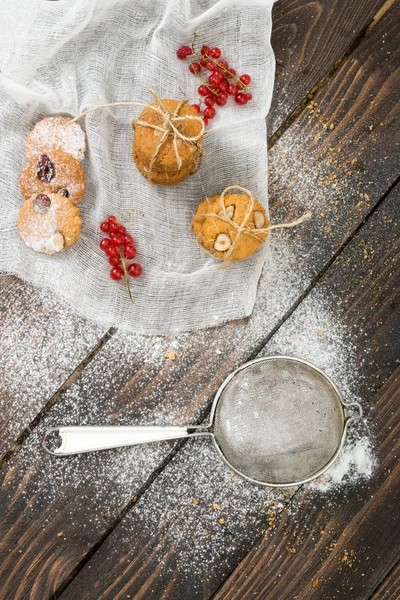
194,185,312,264
70,89,205,181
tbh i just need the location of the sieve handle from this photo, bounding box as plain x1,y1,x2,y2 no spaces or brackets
42,425,209,456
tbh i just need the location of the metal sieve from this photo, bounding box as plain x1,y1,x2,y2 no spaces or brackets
43,356,363,487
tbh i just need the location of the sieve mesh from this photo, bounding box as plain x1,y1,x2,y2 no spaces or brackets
213,357,345,485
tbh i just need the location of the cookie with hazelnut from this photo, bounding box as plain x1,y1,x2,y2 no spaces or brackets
25,115,86,162
192,191,269,261
17,192,82,255
20,150,86,205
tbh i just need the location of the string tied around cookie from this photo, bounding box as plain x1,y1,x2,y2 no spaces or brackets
194,185,312,265
69,88,205,180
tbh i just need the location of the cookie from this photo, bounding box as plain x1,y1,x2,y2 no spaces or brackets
192,192,269,261
25,115,86,162
20,150,86,205
17,192,82,255
133,149,196,185
133,99,203,177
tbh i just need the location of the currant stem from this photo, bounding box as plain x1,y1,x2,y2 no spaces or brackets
117,248,134,304
188,62,221,97
117,207,144,221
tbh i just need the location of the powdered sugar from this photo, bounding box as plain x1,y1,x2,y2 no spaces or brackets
309,438,377,492
25,115,86,162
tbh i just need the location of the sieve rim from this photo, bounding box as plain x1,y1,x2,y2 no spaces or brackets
209,355,362,488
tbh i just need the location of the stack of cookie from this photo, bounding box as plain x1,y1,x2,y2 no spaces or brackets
132,99,203,185
18,116,86,254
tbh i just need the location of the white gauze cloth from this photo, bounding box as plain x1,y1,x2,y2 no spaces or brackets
0,0,275,335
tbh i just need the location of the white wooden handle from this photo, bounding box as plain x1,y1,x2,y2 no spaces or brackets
42,425,191,455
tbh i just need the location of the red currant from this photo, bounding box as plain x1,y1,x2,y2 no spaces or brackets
177,45,192,60
192,104,201,113
228,84,238,95
118,225,126,235
216,92,228,106
110,222,119,234
128,263,143,277
208,73,220,86
218,80,228,93
246,93,253,102
227,68,236,78
198,85,209,96
124,245,137,259
109,256,121,266
124,234,134,245
106,245,118,258
206,60,215,71
210,47,221,59
110,266,124,281
204,107,216,119
240,74,251,86
205,95,216,107
100,221,110,233
189,62,201,74
213,69,224,81
108,215,117,223
111,233,125,246
200,58,208,67
217,60,228,70
235,92,248,105
201,45,211,56
203,115,209,126
100,238,111,252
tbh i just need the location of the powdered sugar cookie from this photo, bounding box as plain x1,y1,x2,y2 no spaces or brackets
17,192,82,255
25,115,86,162
20,150,86,205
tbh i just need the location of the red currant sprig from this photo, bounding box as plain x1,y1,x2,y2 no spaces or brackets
176,37,253,127
99,215,143,302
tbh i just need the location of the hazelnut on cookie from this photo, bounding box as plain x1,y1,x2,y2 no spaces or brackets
192,191,269,261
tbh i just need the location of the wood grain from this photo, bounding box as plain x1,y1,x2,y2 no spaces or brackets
370,563,400,599
57,184,400,600
0,275,105,455
269,0,389,134
0,1,399,598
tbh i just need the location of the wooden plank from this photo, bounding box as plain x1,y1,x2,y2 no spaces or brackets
370,562,400,599
269,0,389,133
0,275,105,455
57,184,400,600
213,367,400,600
0,0,393,457
1,2,399,597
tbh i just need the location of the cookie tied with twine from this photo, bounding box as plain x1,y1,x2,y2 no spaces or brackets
69,89,205,185
192,185,311,263
132,92,204,184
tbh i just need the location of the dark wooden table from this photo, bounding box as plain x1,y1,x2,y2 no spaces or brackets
1,1,399,599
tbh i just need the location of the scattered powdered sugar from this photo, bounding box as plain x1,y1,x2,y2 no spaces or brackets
309,438,377,492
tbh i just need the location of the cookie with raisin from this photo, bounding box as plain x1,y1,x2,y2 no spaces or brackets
20,150,86,205
17,192,82,255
